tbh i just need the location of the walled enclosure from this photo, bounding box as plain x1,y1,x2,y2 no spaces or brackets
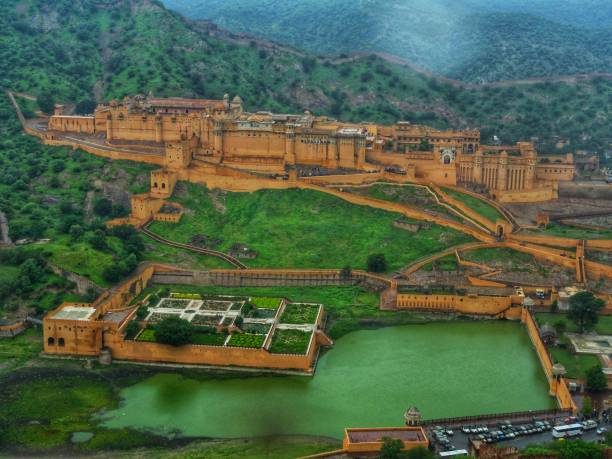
39,94,574,204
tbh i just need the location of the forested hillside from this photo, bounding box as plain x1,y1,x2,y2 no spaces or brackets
1,0,610,154
165,0,612,83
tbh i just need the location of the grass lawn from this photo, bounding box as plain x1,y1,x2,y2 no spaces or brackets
0,264,20,283
535,313,612,336
190,331,228,346
269,329,312,354
528,223,612,240
345,183,466,223
250,297,282,309
462,247,542,272
0,370,174,452
43,236,116,287
0,328,43,375
548,347,601,380
148,185,474,273
422,254,458,271
441,187,505,223
136,329,156,342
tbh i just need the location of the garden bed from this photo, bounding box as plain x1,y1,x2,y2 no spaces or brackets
170,292,202,300
241,323,272,334
280,304,320,324
157,298,192,309
191,314,223,326
250,297,283,309
227,333,265,348
269,329,312,354
201,300,233,311
136,329,156,342
246,308,277,319
190,331,228,346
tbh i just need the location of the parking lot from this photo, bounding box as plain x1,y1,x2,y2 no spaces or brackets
429,418,610,454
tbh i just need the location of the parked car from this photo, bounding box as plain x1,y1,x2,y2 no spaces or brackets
597,427,606,435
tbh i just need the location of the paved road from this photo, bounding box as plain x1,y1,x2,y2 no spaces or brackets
429,420,610,454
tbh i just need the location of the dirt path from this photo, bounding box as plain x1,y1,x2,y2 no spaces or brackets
0,211,12,245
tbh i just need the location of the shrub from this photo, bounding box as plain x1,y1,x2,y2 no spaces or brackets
366,253,387,273
155,316,193,346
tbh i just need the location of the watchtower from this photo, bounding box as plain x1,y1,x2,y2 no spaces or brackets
404,406,422,426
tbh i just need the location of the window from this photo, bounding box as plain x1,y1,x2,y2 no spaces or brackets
58,338,65,347
47,337,55,346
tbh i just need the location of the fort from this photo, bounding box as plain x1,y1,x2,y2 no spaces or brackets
10,91,612,455
41,94,573,206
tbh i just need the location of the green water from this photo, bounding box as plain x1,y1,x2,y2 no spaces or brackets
100,322,554,439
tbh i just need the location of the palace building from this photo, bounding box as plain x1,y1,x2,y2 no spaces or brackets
46,94,574,203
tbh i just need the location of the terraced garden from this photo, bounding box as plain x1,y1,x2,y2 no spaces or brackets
147,184,474,273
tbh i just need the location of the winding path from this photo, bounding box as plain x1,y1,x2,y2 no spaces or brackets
141,224,247,269
0,211,12,245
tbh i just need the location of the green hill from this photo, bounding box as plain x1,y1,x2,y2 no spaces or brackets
1,0,610,154
164,0,612,83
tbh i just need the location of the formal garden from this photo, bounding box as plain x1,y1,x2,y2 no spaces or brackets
127,290,320,354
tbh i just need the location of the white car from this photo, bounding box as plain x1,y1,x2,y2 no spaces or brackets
597,427,606,435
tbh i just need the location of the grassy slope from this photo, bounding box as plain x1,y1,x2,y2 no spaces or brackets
0,0,610,153
527,223,612,240
441,187,505,223
147,184,474,272
345,183,466,224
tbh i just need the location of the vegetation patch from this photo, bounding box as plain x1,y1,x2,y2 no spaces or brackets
441,188,504,223
250,297,282,309
227,333,265,348
190,331,228,346
136,329,156,343
148,185,474,273
269,329,312,354
280,303,320,324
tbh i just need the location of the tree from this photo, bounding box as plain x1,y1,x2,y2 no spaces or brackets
38,92,56,115
367,253,387,273
567,291,605,333
340,265,352,280
88,229,107,251
585,364,607,392
379,437,404,459
155,316,193,346
550,300,558,313
74,99,97,115
69,224,84,240
93,197,113,216
124,321,141,339
582,396,593,417
418,139,433,151
553,319,567,335
406,447,435,459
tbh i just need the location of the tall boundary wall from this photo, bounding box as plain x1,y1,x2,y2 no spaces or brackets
521,308,577,413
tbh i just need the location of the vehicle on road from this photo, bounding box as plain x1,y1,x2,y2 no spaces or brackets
552,423,583,439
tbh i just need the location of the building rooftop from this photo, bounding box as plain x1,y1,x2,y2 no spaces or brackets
52,306,96,321
148,98,226,110
346,427,426,443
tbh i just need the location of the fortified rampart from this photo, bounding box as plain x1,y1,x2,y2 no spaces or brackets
521,308,576,413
